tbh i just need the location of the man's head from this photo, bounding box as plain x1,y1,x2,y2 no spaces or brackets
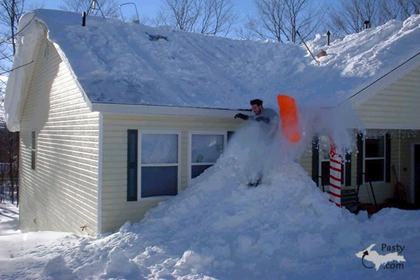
250,99,263,115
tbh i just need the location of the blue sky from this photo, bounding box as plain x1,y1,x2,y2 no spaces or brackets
26,0,335,23
27,0,258,19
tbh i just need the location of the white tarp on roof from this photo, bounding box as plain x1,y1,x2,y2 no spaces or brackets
4,9,420,131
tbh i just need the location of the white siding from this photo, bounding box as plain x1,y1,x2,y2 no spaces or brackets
19,40,99,235
101,114,240,233
355,65,420,129
299,148,312,176
351,64,420,203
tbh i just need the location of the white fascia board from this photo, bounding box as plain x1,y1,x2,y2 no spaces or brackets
91,103,247,118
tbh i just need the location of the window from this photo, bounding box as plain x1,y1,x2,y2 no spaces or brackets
31,131,36,170
191,134,225,179
364,136,385,182
141,133,179,197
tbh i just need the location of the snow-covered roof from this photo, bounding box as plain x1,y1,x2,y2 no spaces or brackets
4,9,420,131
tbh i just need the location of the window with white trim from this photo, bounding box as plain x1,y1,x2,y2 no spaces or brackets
191,134,225,179
140,133,179,197
364,135,386,182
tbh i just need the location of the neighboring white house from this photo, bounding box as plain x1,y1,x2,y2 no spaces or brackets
4,9,420,235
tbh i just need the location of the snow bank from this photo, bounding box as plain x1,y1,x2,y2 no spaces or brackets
1,124,420,279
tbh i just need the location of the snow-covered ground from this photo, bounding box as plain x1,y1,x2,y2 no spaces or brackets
0,202,71,278
0,202,19,236
1,124,420,279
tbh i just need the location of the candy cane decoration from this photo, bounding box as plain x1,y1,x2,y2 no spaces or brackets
328,143,343,207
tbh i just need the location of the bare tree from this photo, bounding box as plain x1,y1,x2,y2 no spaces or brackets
199,0,235,34
0,1,26,205
396,0,420,17
244,0,321,43
159,0,236,36
163,0,201,31
252,0,286,42
329,0,378,35
60,0,120,18
285,0,321,43
328,0,419,37
0,123,19,205
0,0,25,55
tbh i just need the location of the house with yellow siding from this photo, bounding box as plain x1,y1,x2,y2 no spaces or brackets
4,9,420,235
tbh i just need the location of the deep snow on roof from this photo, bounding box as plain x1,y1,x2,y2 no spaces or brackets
15,10,420,110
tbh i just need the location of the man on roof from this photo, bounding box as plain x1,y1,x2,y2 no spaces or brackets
234,99,277,124
233,99,279,187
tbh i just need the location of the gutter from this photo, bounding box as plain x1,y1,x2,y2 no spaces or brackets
91,102,248,118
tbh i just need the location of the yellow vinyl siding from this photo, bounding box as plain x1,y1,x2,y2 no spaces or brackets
350,64,420,203
19,40,99,235
341,129,420,205
299,148,312,176
101,114,239,233
355,65,420,129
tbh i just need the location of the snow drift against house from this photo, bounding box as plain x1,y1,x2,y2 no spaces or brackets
1,123,420,279
6,10,420,115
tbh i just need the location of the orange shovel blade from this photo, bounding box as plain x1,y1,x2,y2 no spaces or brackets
277,95,301,143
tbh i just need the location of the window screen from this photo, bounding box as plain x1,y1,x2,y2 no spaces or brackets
191,134,224,178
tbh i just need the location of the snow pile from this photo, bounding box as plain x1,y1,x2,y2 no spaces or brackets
1,123,420,279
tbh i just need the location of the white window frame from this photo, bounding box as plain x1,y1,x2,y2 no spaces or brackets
138,130,181,200
363,135,386,183
188,131,227,183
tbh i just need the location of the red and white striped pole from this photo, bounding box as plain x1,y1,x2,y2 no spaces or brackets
328,143,342,207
